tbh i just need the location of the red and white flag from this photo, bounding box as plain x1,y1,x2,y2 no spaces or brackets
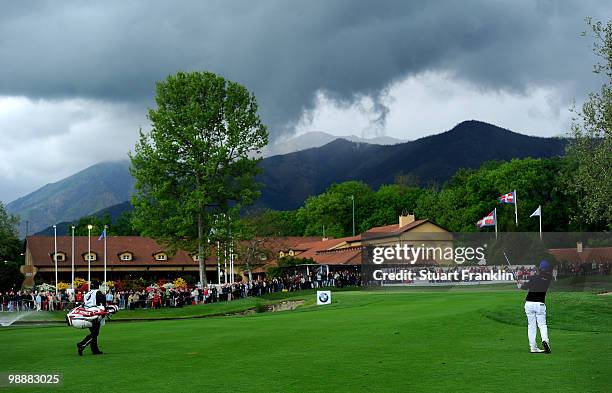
498,191,515,204
477,209,496,228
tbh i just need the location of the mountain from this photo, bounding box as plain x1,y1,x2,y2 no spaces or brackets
262,131,404,157
8,121,566,236
257,120,567,209
7,161,134,236
35,201,134,236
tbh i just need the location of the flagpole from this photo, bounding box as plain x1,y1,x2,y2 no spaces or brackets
514,189,518,227
224,243,227,284
54,225,58,296
539,205,542,240
216,241,221,286
87,224,92,289
350,194,355,236
494,208,498,239
71,225,75,291
103,225,107,289
230,243,234,284
229,220,233,284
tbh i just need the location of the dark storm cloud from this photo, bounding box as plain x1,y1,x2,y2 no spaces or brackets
0,0,608,137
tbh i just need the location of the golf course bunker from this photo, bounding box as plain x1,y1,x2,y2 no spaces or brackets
266,300,305,312
598,292,612,296
239,300,305,315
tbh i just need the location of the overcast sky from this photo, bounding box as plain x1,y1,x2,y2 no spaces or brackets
1,1,610,203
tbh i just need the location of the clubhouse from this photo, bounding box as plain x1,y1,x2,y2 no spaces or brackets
23,213,612,287
22,214,450,287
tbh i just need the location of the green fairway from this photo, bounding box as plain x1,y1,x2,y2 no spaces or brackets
1,290,611,393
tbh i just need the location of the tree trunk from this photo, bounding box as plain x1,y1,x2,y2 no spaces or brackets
198,211,208,287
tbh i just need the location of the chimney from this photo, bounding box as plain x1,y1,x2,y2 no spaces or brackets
399,214,415,228
577,242,583,253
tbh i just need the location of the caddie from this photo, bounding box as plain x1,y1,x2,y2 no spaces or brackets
77,281,107,356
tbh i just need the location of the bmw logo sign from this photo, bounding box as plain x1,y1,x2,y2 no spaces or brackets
317,291,331,305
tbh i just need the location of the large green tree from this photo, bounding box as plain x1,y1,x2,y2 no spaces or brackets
242,156,575,237
565,18,612,230
0,202,21,263
69,211,139,237
360,184,427,232
295,181,374,238
242,209,301,237
416,158,573,232
130,71,268,286
0,202,23,290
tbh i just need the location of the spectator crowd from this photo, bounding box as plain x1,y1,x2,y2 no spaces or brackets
1,269,361,312
2,263,610,312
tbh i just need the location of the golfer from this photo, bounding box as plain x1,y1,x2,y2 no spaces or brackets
77,283,107,356
518,260,552,354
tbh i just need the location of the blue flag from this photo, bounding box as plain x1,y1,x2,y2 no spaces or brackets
98,229,106,241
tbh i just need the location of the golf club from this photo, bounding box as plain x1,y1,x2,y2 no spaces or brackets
503,251,520,285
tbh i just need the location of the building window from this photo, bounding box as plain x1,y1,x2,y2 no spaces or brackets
279,251,285,258
154,252,168,261
84,252,97,262
52,252,66,262
119,252,133,261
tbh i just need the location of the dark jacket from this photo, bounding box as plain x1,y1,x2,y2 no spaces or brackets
521,272,552,303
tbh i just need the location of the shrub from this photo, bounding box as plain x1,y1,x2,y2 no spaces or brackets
173,277,187,289
73,277,86,289
254,302,268,313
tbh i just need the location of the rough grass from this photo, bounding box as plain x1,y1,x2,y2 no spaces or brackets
551,275,612,292
481,291,612,333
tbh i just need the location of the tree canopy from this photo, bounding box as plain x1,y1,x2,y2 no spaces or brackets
0,202,23,291
130,71,268,286
242,155,597,237
565,18,612,230
0,202,21,263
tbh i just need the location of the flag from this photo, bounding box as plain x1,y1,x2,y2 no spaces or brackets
98,228,106,241
477,209,496,228
530,206,541,217
498,191,515,204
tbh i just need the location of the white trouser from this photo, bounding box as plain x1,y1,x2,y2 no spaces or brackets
524,301,549,350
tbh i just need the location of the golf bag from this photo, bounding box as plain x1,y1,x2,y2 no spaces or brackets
66,305,118,329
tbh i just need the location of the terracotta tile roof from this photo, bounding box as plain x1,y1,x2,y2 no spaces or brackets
292,239,334,251
294,236,359,258
284,235,363,266
27,235,321,268
310,247,362,265
548,247,612,263
365,219,428,235
26,236,196,267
